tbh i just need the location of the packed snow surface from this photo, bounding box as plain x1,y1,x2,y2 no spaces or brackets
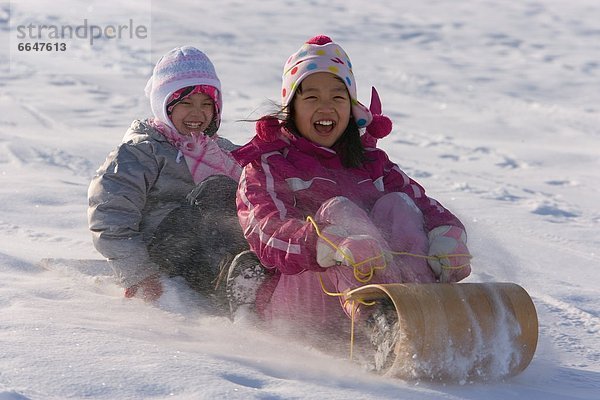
0,0,598,398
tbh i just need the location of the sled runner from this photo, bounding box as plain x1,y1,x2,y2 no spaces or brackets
346,282,538,382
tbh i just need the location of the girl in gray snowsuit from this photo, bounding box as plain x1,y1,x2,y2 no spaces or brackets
88,46,246,304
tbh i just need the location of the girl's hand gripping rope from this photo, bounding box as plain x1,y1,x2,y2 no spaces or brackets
334,235,387,271
427,225,472,283
316,225,388,277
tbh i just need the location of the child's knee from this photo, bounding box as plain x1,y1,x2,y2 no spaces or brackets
374,192,422,218
315,196,370,226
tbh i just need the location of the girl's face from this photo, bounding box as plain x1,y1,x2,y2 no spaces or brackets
292,72,351,147
170,93,214,136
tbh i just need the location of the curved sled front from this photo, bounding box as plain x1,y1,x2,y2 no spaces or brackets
346,282,538,382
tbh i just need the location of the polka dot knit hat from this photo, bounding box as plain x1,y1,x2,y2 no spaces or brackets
282,35,373,128
145,46,222,132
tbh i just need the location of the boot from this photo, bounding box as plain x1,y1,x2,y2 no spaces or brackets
225,250,267,320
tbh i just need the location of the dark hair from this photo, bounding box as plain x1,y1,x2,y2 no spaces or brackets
282,81,367,168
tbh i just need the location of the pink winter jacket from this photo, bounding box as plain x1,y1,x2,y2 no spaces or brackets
232,119,464,291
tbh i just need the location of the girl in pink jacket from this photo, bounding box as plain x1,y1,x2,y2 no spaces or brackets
229,36,471,365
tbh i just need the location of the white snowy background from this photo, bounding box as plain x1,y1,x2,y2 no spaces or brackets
1,0,599,398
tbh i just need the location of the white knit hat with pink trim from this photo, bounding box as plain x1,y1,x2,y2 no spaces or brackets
282,35,372,128
145,46,222,131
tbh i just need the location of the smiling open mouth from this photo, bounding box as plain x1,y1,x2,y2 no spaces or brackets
184,122,205,130
314,120,335,134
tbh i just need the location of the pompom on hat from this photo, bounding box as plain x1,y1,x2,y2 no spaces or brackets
282,35,373,128
145,46,222,133
365,87,393,141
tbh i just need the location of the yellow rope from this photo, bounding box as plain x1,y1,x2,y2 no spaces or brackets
317,273,345,298
390,250,472,271
307,216,388,284
317,273,377,360
307,216,473,360
307,216,471,272
349,300,357,360
317,274,376,307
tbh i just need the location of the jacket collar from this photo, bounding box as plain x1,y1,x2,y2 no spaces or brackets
232,131,343,168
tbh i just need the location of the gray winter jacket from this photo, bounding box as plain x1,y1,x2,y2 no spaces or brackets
88,119,238,287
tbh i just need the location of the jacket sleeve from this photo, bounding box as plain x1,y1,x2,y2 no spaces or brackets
378,151,465,232
236,155,325,275
87,142,161,287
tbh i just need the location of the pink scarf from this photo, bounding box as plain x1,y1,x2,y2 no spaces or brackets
149,119,241,184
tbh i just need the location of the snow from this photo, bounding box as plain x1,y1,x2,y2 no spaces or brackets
1,0,599,398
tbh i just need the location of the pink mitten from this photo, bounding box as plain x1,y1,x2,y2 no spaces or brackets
335,235,387,270
124,274,163,302
316,226,387,270
316,225,349,268
427,226,471,283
